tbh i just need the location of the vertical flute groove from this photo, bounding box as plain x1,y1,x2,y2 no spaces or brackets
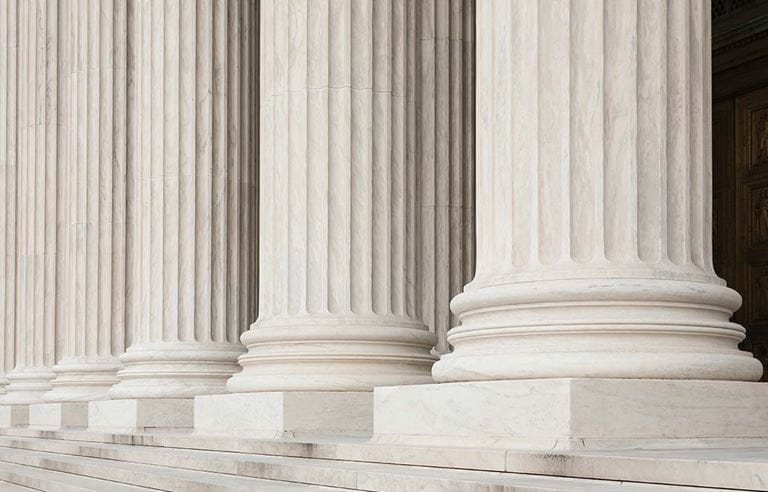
0,0,17,391
415,0,474,353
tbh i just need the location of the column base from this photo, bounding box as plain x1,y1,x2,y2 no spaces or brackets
0,405,29,428
1,367,55,405
44,358,121,402
88,399,193,433
373,379,768,449
29,402,89,430
229,320,436,392
437,278,763,382
194,392,373,438
109,342,243,399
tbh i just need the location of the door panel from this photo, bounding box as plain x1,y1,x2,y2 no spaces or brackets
734,86,768,373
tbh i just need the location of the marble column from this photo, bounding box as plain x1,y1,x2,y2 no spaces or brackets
415,0,475,355
432,0,763,383
0,0,18,395
44,0,127,403
227,0,436,393
108,0,258,399
2,0,61,405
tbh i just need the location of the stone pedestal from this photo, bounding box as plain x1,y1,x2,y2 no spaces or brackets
29,402,88,430
194,392,372,438
88,399,193,433
373,379,768,450
0,404,28,428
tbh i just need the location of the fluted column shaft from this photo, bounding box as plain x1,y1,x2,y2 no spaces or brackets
44,0,127,402
3,0,62,404
434,0,762,383
415,0,475,354
110,0,258,399
228,0,436,393
0,0,18,394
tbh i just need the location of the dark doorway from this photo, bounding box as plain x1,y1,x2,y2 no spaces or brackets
712,0,768,376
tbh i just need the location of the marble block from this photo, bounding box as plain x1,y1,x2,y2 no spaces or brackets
194,392,373,438
0,405,29,428
373,379,768,449
29,403,88,430
88,399,193,433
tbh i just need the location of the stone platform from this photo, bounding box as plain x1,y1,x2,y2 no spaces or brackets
194,391,373,438
0,426,766,490
373,378,768,449
29,403,88,430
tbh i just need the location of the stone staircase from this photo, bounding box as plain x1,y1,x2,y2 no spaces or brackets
0,428,762,491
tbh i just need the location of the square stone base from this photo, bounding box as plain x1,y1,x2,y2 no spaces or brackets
29,402,88,430
195,392,373,438
88,399,193,433
373,379,768,449
0,405,29,428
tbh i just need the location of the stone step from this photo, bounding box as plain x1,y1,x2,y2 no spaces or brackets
1,428,766,490
0,435,722,491
0,461,151,491
0,446,339,491
0,479,39,491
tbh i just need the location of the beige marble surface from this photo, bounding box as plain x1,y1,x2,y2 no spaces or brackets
195,392,372,438
88,398,193,434
28,402,87,430
2,426,763,490
374,379,768,449
0,405,27,428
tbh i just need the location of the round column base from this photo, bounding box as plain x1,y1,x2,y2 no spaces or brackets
1,367,55,405
434,277,764,383
44,358,122,402
227,317,438,392
108,342,243,399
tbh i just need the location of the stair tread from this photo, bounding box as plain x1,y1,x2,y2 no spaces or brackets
0,435,719,491
0,461,152,491
0,479,39,491
0,446,342,491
